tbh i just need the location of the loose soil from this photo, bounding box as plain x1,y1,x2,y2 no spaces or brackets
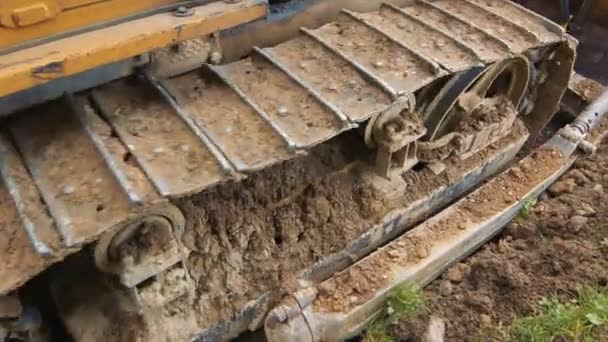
389,142,608,341
315,145,565,314
177,132,385,329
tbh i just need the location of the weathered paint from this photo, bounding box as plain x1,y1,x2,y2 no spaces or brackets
0,0,178,49
0,0,267,97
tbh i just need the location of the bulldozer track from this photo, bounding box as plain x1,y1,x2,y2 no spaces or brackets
1,0,569,297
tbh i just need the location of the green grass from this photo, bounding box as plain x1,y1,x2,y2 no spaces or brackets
501,286,608,342
519,197,538,218
364,283,426,342
364,318,393,342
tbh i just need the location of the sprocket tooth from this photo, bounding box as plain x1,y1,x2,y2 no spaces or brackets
9,100,132,247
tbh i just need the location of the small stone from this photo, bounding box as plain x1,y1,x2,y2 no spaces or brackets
439,280,453,297
62,185,75,195
180,144,190,152
577,203,596,216
416,245,430,259
568,215,588,233
152,147,165,155
479,314,492,327
387,249,401,259
548,178,576,195
209,51,222,64
457,221,468,230
445,267,464,283
277,106,289,116
424,316,446,342
593,183,604,194
350,295,359,304
317,282,335,296
551,260,563,274
373,60,385,68
446,265,467,283
497,240,508,254
569,169,590,185
427,162,446,175
510,166,523,179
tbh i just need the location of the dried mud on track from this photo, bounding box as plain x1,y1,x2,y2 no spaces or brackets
390,143,608,341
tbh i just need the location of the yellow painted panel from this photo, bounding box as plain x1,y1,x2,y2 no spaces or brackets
0,0,178,49
0,0,268,97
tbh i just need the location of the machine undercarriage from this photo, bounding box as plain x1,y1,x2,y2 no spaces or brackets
2,0,603,341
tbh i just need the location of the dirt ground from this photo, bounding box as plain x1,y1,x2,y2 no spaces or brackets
388,140,608,341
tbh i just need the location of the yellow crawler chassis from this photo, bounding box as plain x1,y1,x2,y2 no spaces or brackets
0,0,577,340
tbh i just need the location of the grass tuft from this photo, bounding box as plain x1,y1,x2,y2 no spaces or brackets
364,318,393,342
387,283,426,321
519,197,538,218
503,286,608,341
363,283,426,342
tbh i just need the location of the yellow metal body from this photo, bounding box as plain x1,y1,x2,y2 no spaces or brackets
0,0,267,98
0,0,179,50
